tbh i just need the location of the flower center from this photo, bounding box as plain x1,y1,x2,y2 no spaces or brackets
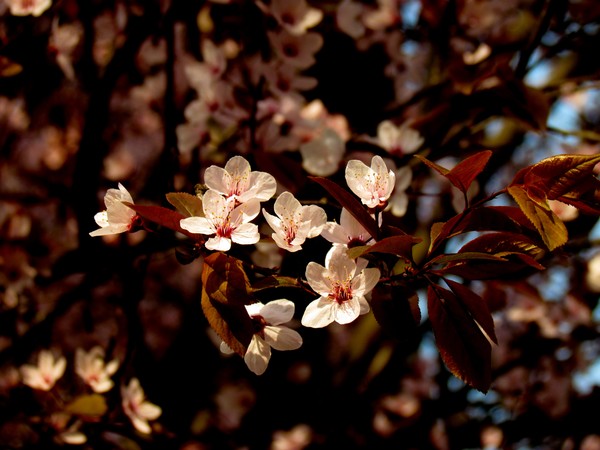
329,282,352,304
216,221,234,238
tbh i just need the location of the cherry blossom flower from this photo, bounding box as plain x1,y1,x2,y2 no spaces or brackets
300,128,345,176
6,0,52,16
259,0,323,35
388,166,413,217
336,0,366,39
90,183,138,237
345,155,396,209
121,378,162,434
74,346,119,393
268,29,324,69
20,350,66,391
301,246,380,328
204,156,277,204
321,208,374,248
180,189,260,251
263,192,327,252
243,300,303,375
376,120,424,156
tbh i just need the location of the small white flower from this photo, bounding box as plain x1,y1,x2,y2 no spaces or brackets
345,155,396,209
268,29,324,69
180,189,260,251
75,346,119,393
204,156,277,204
336,0,366,38
301,246,380,328
263,192,327,252
90,183,138,237
300,128,345,176
20,350,66,391
243,300,303,375
121,378,162,434
376,120,424,156
6,0,52,16
263,0,323,35
321,208,374,247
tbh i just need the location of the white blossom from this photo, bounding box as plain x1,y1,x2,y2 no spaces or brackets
20,350,66,391
263,192,327,252
243,300,303,375
301,246,380,328
321,208,374,247
388,166,413,217
376,120,424,156
75,346,119,393
180,189,260,251
204,156,277,204
121,378,162,434
268,29,324,69
300,128,345,176
345,155,396,209
261,0,323,35
89,183,138,237
6,0,51,16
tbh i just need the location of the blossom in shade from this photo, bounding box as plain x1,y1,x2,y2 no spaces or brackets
203,156,277,204
321,208,374,248
90,183,138,237
243,300,303,375
6,0,52,16
268,29,324,69
121,378,162,434
388,166,413,217
180,189,260,251
336,0,366,38
376,120,424,156
301,246,380,328
263,192,327,252
20,350,66,391
260,0,323,35
345,155,396,209
75,346,119,393
300,128,345,176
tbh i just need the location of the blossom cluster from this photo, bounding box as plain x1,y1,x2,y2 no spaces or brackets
90,154,401,375
18,347,161,442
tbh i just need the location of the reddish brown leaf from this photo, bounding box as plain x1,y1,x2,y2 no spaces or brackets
414,154,449,177
445,279,497,344
446,151,493,193
371,285,421,341
508,185,568,250
310,176,379,239
201,252,256,356
427,285,492,392
124,203,200,239
346,235,422,260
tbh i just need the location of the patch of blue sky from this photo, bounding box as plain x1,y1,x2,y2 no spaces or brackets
573,353,600,394
401,0,421,28
589,218,600,241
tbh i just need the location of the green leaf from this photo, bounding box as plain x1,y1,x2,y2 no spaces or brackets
508,185,568,250
65,394,107,417
166,192,204,218
429,252,507,266
201,252,255,356
427,285,492,393
252,276,302,291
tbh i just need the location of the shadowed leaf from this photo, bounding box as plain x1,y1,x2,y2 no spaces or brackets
427,285,492,392
346,235,422,259
201,252,256,356
417,151,493,193
371,285,421,340
65,394,108,417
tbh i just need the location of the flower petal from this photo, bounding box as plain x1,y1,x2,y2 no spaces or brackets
333,298,361,324
301,297,335,328
264,326,302,351
244,336,271,375
305,262,331,295
260,299,295,325
180,217,215,235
